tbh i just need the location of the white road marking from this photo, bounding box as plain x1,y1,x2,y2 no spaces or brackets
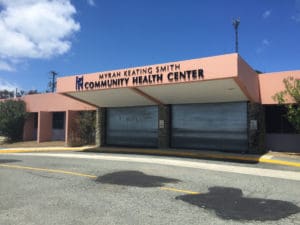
3,152,300,181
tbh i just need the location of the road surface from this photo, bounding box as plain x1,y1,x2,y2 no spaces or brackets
0,152,299,225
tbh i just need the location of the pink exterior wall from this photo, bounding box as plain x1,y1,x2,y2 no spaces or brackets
19,93,96,144
23,93,96,112
259,70,300,104
57,53,239,93
237,56,260,103
38,111,52,143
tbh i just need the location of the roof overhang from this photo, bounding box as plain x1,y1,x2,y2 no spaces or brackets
57,53,258,108
65,78,248,107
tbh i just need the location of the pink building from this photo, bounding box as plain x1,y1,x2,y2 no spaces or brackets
12,53,300,152
21,93,95,144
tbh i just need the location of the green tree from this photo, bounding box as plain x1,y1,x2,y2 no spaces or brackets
0,100,27,142
273,76,300,133
0,89,14,99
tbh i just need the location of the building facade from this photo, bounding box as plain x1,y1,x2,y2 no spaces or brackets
13,53,300,152
21,93,96,144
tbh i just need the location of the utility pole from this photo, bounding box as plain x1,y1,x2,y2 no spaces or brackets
232,18,240,53
49,70,58,93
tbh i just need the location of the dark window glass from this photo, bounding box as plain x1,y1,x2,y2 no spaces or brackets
33,113,38,129
265,106,296,133
52,112,65,129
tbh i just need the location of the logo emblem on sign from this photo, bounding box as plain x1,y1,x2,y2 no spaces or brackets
76,76,84,91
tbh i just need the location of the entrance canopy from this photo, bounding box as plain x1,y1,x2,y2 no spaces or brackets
57,53,260,107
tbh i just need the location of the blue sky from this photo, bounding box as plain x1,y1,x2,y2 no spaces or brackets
0,0,299,92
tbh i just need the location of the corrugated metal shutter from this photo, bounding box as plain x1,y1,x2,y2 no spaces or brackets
171,102,248,152
106,106,158,147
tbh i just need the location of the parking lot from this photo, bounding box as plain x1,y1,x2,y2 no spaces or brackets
1,152,300,225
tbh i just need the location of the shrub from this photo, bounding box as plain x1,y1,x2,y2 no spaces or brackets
0,100,27,142
68,111,95,146
273,76,300,133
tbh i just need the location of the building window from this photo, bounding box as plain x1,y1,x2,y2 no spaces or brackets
52,112,65,129
265,106,296,133
33,113,38,129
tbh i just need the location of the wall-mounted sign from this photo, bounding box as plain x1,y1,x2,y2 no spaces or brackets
75,63,204,91
159,120,165,129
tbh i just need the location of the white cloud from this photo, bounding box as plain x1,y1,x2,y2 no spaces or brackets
0,60,14,71
0,78,18,91
0,0,80,71
256,39,271,54
292,15,300,22
87,0,95,6
262,39,270,46
262,10,272,19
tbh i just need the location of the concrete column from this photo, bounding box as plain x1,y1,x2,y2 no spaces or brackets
247,102,266,153
95,107,106,147
158,105,170,149
38,111,52,143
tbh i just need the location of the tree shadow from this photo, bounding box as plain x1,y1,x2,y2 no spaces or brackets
96,170,180,187
176,186,300,221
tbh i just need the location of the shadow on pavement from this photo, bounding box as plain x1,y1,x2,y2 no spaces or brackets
96,170,180,187
176,186,300,221
0,159,22,164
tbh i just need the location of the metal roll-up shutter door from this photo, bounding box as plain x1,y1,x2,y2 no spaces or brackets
171,102,248,152
106,106,158,147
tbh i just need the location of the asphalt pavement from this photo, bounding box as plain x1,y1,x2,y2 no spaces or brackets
0,152,299,225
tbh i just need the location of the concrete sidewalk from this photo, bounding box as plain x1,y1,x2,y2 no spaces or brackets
90,147,300,168
0,145,300,168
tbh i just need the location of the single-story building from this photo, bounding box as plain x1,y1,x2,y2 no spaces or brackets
6,53,300,152
21,93,96,144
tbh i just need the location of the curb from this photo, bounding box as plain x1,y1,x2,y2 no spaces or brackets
1,146,300,168
0,146,94,154
87,148,300,168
